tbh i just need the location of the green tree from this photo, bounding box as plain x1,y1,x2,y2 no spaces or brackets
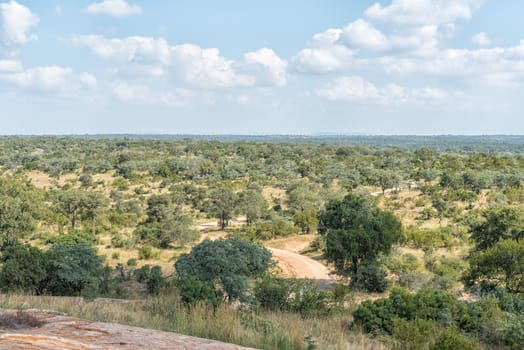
318,193,402,276
293,208,319,234
432,196,448,227
464,239,524,293
0,243,48,295
136,194,196,248
207,186,238,229
470,206,524,251
175,238,272,302
238,189,267,225
45,242,105,296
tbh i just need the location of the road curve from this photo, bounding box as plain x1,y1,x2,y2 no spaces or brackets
269,248,332,280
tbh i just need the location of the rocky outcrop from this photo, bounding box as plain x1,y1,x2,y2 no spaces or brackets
0,310,255,350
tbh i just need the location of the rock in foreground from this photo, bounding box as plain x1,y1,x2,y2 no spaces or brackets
0,310,254,350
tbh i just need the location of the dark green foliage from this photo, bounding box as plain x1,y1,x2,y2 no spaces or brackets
45,242,105,296
254,276,332,317
138,245,155,260
352,264,388,293
175,238,272,302
464,239,524,293
254,275,290,311
206,186,238,229
318,193,402,276
293,208,319,234
136,194,197,248
0,243,48,294
178,276,221,307
238,189,267,225
241,219,299,240
353,288,469,334
470,206,524,251
0,241,110,297
146,266,164,295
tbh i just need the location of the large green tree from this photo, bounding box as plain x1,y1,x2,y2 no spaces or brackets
470,206,524,251
464,239,524,293
318,193,403,276
175,238,272,301
207,186,238,229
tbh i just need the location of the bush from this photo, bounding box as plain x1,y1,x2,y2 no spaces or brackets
429,326,478,350
138,245,156,260
254,276,290,311
178,276,220,307
352,264,388,293
127,258,138,266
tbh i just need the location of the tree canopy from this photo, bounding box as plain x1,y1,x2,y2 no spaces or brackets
318,193,402,276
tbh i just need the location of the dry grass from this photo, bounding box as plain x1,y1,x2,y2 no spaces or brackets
0,294,389,350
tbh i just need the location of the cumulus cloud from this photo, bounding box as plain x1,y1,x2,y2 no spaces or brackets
86,0,142,18
72,35,289,88
0,0,39,45
0,59,21,72
341,19,390,51
317,76,448,104
112,82,191,106
365,0,483,27
0,65,97,93
472,32,491,46
244,48,287,86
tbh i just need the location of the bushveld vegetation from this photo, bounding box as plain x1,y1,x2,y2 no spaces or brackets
0,135,522,349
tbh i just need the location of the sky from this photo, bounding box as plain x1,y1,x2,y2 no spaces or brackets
0,0,524,135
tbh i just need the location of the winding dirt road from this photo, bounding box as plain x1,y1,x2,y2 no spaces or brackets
269,248,332,281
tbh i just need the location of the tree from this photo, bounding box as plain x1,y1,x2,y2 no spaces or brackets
45,242,105,296
470,206,524,251
207,186,238,229
52,189,106,231
318,193,402,276
432,196,448,227
175,238,272,302
377,169,401,195
293,208,319,234
0,243,48,295
136,194,197,248
464,239,524,293
238,189,267,225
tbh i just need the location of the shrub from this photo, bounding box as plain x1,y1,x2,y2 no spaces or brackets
138,245,155,260
352,264,388,293
178,276,220,307
254,276,290,311
127,258,138,266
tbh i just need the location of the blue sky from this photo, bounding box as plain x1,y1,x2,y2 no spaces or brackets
0,0,523,134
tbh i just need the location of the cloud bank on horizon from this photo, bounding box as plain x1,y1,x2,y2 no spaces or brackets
0,0,523,134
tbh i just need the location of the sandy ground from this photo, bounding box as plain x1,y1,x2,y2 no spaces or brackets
269,248,332,281
0,310,254,350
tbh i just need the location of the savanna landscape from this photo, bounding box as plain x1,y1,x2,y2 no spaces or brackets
2,0,524,349
0,135,521,349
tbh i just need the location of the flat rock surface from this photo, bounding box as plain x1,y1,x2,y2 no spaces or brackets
0,310,255,350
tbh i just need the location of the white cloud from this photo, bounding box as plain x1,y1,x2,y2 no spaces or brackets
472,32,491,46
0,0,39,45
0,66,97,93
292,46,355,73
72,35,265,88
244,48,287,86
0,59,21,72
341,19,390,51
86,0,142,18
71,35,171,65
112,82,191,106
171,44,254,88
317,76,449,104
365,0,483,27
